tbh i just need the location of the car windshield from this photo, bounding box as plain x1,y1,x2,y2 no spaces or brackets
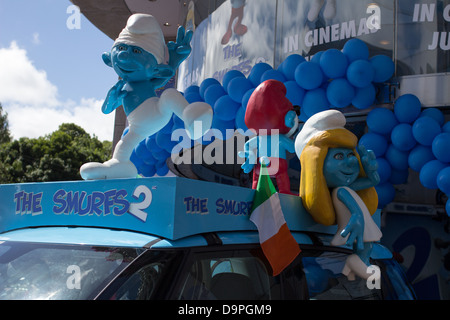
0,241,143,300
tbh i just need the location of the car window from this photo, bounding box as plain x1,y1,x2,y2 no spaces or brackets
0,241,141,300
302,251,383,300
174,249,280,300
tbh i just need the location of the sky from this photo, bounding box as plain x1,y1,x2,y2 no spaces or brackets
0,0,118,141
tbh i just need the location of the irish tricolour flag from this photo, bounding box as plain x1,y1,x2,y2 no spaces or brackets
250,164,301,276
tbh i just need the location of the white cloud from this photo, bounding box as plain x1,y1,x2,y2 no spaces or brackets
0,41,114,141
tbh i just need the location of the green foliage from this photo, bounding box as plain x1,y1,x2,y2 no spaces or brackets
0,103,11,145
0,123,112,183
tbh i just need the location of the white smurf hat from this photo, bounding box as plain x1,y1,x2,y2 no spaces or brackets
114,13,166,64
294,110,347,158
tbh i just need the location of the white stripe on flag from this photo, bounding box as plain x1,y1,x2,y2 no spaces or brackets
250,193,286,243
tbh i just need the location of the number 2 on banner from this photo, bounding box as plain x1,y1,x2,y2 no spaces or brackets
129,185,152,222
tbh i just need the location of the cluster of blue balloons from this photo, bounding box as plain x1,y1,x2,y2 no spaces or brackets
128,113,186,177
359,94,450,215
127,37,450,217
129,38,396,177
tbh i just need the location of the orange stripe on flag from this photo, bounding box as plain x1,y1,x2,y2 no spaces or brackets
260,223,301,276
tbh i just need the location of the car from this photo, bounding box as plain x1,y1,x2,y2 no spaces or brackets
0,177,415,300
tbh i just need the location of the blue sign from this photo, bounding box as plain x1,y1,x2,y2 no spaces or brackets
0,177,346,240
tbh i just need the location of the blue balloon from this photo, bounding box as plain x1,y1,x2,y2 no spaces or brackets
370,55,395,83
223,70,245,92
184,85,200,96
204,84,226,106
408,145,435,172
326,78,355,109
130,150,144,168
302,88,330,117
294,61,324,90
437,166,450,195
310,51,323,64
391,123,416,151
214,95,240,121
420,159,447,189
152,148,171,161
156,160,169,176
342,38,369,62
367,107,398,135
320,48,348,79
248,63,272,87
145,135,163,153
447,199,450,217
412,116,441,146
359,132,388,157
211,117,235,140
390,168,409,185
284,80,305,106
394,94,421,123
375,183,396,208
156,131,176,152
235,106,249,132
184,91,203,103
137,163,156,177
346,60,374,88
199,78,221,99
420,108,445,126
278,54,306,81
376,157,392,184
443,121,450,133
385,144,409,170
227,76,253,103
135,141,150,159
432,132,450,163
241,88,255,110
352,84,376,109
260,69,286,83
171,114,184,131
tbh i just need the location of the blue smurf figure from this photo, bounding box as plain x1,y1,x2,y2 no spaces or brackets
295,110,382,280
80,13,212,180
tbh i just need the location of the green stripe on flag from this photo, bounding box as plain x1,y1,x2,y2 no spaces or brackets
251,164,277,213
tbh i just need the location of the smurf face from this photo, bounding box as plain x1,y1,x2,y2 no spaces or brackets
110,43,158,82
323,147,360,188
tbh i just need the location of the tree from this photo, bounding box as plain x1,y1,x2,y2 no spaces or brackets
0,103,11,145
0,123,112,183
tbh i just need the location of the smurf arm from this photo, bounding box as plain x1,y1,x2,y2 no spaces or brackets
349,145,380,191
102,79,126,114
238,136,258,173
337,188,365,251
167,26,193,70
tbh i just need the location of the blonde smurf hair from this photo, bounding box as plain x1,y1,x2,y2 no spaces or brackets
299,128,378,226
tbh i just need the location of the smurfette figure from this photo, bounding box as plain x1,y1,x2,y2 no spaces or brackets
80,14,212,180
295,110,381,280
239,80,298,194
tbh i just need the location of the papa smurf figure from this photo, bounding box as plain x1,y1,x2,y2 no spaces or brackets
295,110,382,280
80,14,213,180
238,80,298,194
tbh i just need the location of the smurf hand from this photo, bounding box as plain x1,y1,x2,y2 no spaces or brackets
341,211,365,251
238,150,256,173
168,26,193,69
336,187,365,251
102,79,126,114
357,145,380,185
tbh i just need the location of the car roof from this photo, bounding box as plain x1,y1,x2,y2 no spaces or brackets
0,176,390,257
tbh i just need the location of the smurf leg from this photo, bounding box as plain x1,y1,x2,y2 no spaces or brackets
80,97,172,180
159,88,213,140
342,242,373,281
